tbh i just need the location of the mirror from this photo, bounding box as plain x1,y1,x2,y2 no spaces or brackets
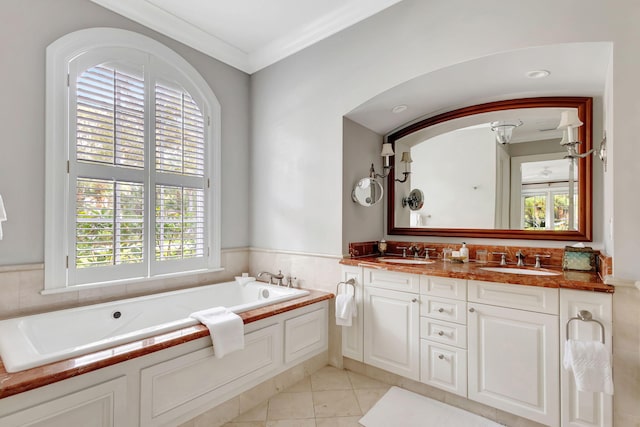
353,177,384,206
387,97,592,241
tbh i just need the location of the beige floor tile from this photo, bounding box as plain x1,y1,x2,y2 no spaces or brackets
266,419,316,427
315,416,363,427
354,388,390,414
223,422,266,427
267,392,315,420
234,402,268,422
284,377,311,392
311,366,352,391
346,371,389,390
312,390,362,418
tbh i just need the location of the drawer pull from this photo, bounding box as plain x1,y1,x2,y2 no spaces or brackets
412,298,418,303
438,330,445,336
438,307,445,313
469,307,475,313
438,354,445,360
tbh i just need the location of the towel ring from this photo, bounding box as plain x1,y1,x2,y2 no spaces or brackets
336,278,356,295
566,310,605,344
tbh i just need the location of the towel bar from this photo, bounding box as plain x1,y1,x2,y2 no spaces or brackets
336,278,356,295
566,310,605,344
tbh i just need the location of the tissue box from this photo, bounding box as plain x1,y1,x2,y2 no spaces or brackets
562,246,597,272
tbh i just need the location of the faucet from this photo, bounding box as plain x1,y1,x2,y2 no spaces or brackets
257,270,285,286
424,248,435,259
534,254,551,268
408,245,421,258
491,252,508,266
397,246,408,258
515,250,526,267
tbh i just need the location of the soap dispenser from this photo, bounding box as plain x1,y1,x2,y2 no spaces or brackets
460,242,469,263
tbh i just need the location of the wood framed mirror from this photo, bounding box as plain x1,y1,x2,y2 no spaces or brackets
387,97,592,241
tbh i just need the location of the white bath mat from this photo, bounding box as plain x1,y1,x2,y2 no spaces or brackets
359,386,503,427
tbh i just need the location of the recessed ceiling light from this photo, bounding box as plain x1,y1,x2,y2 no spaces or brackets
391,104,408,113
525,69,550,79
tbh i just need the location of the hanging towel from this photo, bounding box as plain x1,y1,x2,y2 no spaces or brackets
563,339,614,395
0,194,6,240
190,307,245,359
335,293,357,327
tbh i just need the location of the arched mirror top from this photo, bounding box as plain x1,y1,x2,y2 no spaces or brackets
387,97,593,241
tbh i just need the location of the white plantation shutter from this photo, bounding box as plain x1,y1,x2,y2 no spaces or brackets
46,29,220,290
76,65,145,168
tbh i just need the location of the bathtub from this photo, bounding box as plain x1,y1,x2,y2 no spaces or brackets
0,280,309,373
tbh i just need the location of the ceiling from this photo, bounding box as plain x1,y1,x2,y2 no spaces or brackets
90,0,404,73
346,42,612,135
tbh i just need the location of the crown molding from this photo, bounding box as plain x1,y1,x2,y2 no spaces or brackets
91,0,402,74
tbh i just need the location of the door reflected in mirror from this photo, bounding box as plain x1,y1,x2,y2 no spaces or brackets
388,97,592,241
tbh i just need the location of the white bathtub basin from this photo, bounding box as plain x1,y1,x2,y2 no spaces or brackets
0,280,309,373
479,267,561,276
377,257,435,265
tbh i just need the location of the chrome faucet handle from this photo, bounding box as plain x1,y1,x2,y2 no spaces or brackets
491,252,508,266
534,254,551,268
424,248,436,259
396,246,408,258
274,270,285,286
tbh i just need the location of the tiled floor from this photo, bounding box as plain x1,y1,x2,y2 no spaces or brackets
222,366,391,427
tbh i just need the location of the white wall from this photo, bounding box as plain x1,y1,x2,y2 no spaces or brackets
409,127,496,228
0,0,251,266
251,0,639,279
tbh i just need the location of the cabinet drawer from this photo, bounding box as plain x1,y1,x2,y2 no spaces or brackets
468,280,559,315
421,296,467,324
420,276,466,300
420,340,467,397
365,268,420,293
420,317,467,349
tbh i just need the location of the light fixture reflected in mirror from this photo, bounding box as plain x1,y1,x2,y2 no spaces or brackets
395,151,412,183
557,110,594,159
490,120,523,144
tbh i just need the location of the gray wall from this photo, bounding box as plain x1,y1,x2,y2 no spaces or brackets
0,0,251,265
342,118,383,255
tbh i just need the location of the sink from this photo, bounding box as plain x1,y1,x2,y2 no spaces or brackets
479,267,561,276
377,257,435,265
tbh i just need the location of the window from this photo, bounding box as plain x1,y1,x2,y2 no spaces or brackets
45,29,221,290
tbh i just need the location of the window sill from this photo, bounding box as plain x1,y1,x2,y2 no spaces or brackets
40,267,226,295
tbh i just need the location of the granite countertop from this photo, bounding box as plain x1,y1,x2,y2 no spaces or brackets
0,289,334,399
340,257,613,293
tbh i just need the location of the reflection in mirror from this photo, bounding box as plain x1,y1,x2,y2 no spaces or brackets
388,97,592,241
352,177,384,207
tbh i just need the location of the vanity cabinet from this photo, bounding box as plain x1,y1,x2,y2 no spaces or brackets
363,270,420,380
419,276,467,397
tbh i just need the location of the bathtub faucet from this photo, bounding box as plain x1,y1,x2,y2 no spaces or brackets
257,270,285,286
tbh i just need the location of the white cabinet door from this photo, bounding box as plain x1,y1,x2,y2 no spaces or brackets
341,266,363,361
0,377,128,427
364,286,420,380
560,289,612,427
468,303,559,427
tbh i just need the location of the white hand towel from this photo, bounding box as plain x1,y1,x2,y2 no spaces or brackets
190,307,245,359
0,194,6,240
335,293,357,327
563,339,614,395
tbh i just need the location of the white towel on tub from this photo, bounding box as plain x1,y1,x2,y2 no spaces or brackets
563,339,614,395
190,307,245,359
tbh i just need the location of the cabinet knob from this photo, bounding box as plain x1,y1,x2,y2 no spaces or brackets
412,298,418,303
438,331,444,336
438,354,445,360
469,307,475,313
438,308,444,313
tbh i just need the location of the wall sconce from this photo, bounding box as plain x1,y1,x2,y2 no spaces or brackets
557,110,594,159
395,151,412,183
490,120,523,144
370,143,395,179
